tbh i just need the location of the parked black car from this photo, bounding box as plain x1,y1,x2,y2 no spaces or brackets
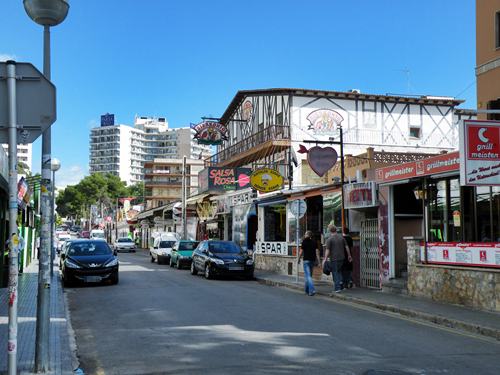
190,240,254,279
60,239,119,287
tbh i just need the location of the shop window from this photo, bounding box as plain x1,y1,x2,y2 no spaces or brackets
264,204,286,242
487,99,500,121
496,11,500,49
323,192,342,234
427,178,462,242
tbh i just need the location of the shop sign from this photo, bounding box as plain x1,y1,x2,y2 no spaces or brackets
306,146,338,177
375,151,460,183
200,167,252,192
196,201,218,221
192,121,228,145
344,181,377,209
255,241,288,255
459,120,500,186
229,190,256,208
421,242,500,268
250,168,284,193
17,177,28,205
307,109,344,135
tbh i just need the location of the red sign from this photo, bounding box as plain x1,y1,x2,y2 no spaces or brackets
375,151,460,183
467,124,500,160
460,120,500,186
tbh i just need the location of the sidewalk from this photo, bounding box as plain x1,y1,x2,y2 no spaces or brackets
255,270,500,341
0,260,75,374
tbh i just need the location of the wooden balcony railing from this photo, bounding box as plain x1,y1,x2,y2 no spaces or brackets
205,125,290,167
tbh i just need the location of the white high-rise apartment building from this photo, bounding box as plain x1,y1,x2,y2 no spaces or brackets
1,144,32,172
89,115,211,185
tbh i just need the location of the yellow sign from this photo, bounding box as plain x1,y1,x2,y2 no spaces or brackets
250,168,284,193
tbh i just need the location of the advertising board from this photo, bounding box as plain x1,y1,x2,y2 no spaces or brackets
459,120,500,186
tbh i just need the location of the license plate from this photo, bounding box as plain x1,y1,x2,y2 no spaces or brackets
229,266,244,271
85,276,101,283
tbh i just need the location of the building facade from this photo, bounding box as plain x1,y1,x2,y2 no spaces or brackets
1,144,32,173
476,0,500,120
198,88,471,283
144,158,204,209
89,115,211,185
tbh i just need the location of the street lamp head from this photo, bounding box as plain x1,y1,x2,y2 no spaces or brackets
23,0,69,27
51,157,61,172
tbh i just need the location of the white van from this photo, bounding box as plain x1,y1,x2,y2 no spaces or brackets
90,229,106,240
150,232,180,264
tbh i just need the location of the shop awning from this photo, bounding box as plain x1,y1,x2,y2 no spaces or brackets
186,193,211,204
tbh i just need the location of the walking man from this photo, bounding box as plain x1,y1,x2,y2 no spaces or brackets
323,224,352,293
298,231,321,296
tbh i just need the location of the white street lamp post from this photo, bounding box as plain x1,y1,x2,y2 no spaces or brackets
23,1,69,373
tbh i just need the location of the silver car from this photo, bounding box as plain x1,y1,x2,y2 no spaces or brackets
113,237,136,252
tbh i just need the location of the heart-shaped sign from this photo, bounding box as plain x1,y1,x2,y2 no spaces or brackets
307,146,338,177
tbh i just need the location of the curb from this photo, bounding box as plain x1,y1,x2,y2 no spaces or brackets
256,277,500,341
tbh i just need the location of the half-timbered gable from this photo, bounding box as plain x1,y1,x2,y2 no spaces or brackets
212,88,468,186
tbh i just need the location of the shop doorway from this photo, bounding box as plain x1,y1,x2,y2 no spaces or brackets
247,214,257,251
360,218,379,288
393,182,423,278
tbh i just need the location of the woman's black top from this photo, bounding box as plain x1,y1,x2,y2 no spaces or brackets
301,238,317,261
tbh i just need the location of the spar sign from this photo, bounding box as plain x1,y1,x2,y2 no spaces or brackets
459,120,500,186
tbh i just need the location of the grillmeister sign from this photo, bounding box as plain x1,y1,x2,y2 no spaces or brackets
375,152,460,183
459,120,500,186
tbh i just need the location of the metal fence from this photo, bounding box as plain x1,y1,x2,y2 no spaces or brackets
360,218,380,289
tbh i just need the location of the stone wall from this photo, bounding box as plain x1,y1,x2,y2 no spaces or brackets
255,254,297,276
405,237,500,312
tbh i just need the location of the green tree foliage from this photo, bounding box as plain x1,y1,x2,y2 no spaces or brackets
127,182,145,204
55,173,129,219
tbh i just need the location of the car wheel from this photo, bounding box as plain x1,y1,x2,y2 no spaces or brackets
158,257,163,265
246,272,254,280
190,261,198,275
169,257,174,267
204,264,212,280
150,253,155,263
111,272,119,285
63,275,73,288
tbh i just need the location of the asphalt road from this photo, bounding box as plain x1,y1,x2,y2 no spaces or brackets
65,251,500,375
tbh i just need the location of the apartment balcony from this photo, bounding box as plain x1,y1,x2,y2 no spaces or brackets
205,125,290,167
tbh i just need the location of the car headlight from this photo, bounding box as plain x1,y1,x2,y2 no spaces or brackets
212,258,224,265
105,258,119,267
246,259,254,266
65,259,81,269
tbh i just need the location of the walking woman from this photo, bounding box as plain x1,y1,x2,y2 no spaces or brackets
298,231,321,296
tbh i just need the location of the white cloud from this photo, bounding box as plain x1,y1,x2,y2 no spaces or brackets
54,164,87,190
0,54,17,62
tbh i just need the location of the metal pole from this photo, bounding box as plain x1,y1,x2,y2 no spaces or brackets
35,24,52,373
50,170,55,276
339,126,346,232
295,200,300,283
6,60,19,375
115,198,119,241
182,156,187,239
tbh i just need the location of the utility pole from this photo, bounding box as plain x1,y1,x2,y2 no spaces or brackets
182,156,187,239
6,60,19,375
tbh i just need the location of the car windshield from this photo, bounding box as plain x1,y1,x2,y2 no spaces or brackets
179,241,199,250
118,238,132,243
67,241,111,256
92,232,105,239
208,242,241,254
160,241,176,248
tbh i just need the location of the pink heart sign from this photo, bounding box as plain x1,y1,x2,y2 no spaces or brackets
307,146,338,177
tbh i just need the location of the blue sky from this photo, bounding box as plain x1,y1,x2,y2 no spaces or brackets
0,0,476,187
